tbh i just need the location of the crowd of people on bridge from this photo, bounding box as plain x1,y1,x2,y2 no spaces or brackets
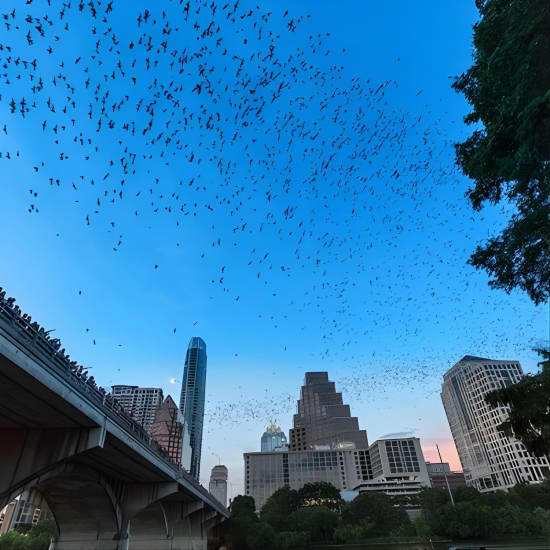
0,287,224,506
1,287,114,396
0,287,144,428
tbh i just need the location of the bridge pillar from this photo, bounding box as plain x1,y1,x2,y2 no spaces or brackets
0,426,105,507
116,500,213,550
115,482,179,550
25,465,122,550
165,502,209,550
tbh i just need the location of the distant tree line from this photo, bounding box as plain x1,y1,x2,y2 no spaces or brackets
221,480,550,549
0,520,57,550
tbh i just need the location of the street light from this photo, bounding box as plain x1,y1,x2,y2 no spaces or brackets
211,452,221,465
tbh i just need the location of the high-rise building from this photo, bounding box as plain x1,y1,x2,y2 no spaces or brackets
179,337,207,480
245,448,371,512
150,395,192,470
245,371,372,511
111,385,163,431
289,372,368,451
209,465,228,507
441,355,550,492
261,422,288,452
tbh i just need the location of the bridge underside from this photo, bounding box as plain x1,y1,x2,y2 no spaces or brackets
0,327,227,549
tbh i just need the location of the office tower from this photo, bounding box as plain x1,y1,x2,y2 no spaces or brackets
245,448,371,512
179,337,207,480
261,422,288,452
111,385,163,431
150,396,192,470
246,371,372,511
0,497,51,535
441,355,550,492
209,465,228,507
289,372,368,451
425,462,466,489
354,437,430,499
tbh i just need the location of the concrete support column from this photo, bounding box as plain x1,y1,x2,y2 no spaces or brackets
0,426,105,507
115,482,179,550
27,465,121,550
164,502,208,550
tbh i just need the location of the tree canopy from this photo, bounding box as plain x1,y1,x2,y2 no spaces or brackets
0,520,57,550
223,485,550,548
419,486,550,540
453,0,550,305
342,492,410,536
288,506,338,542
260,486,299,531
485,349,550,456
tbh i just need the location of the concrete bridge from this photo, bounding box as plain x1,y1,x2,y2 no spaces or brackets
0,295,228,549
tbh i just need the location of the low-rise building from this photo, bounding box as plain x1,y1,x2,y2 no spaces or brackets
426,461,466,489
353,437,430,499
244,448,371,512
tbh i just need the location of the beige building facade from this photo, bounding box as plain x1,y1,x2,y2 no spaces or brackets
441,356,550,492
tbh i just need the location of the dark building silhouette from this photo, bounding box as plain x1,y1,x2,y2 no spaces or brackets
150,395,191,469
426,462,466,490
289,372,368,451
179,337,207,480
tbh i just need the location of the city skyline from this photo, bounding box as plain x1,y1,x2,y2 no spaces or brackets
0,289,541,500
0,0,546,500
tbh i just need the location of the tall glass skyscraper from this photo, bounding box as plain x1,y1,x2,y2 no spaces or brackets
179,337,207,479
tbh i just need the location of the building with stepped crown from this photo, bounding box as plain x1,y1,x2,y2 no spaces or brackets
441,355,550,492
209,465,228,507
289,372,368,451
179,337,207,479
261,421,288,452
150,395,191,470
245,371,372,511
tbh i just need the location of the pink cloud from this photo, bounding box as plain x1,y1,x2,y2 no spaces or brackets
421,437,462,472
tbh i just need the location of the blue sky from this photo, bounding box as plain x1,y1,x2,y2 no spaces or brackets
0,0,547,496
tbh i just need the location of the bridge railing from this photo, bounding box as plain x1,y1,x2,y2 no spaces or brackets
0,296,170,450
0,291,225,513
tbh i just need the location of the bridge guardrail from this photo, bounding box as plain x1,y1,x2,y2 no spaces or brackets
0,292,225,513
